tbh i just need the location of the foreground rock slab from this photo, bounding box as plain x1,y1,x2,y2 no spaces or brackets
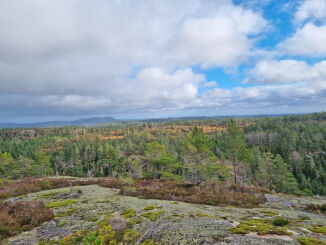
5,185,326,245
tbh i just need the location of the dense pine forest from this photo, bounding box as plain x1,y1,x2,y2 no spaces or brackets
1,112,326,196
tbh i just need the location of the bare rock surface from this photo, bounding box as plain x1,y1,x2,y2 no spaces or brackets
5,185,326,245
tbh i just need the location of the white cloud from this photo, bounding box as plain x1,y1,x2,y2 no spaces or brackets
279,23,326,57
168,3,267,67
295,0,326,24
244,59,326,84
0,0,269,119
1,0,326,120
278,0,326,57
202,81,218,87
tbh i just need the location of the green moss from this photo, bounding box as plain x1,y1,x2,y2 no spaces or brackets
58,222,67,227
55,208,77,217
122,229,140,243
97,213,112,227
229,218,292,236
172,213,184,217
269,227,293,236
87,216,99,222
140,239,155,245
37,190,67,199
144,205,156,211
230,227,250,234
309,226,326,235
121,208,136,218
39,240,56,245
259,209,278,217
45,199,78,208
297,236,326,245
141,211,164,221
127,217,142,226
194,213,216,218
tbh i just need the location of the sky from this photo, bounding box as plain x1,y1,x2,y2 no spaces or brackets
1,0,326,122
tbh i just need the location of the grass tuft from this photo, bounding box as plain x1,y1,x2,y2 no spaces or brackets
45,199,78,208
297,236,326,245
309,226,326,235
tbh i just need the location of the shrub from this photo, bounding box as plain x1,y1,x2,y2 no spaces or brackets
0,177,122,201
0,200,53,240
0,177,266,208
83,225,117,245
129,179,266,208
41,179,52,190
305,203,326,214
272,217,289,226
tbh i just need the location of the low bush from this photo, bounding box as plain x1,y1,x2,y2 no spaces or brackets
305,203,326,214
272,217,289,226
0,177,266,208
0,177,122,201
0,200,53,240
128,179,266,208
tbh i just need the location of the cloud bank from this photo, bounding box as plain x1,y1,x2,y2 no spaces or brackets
0,0,326,120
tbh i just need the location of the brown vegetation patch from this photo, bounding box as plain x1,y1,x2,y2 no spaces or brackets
305,203,326,214
0,178,265,208
125,179,266,208
0,177,121,200
0,200,54,240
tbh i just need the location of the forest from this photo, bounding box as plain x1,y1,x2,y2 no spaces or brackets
1,112,326,196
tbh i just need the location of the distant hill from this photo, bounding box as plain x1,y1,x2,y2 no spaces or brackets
0,113,310,129
0,117,118,129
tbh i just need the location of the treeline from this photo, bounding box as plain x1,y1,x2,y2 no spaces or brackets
0,112,325,196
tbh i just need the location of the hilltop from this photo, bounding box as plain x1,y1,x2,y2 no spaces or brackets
2,178,326,245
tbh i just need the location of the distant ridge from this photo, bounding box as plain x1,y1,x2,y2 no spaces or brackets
0,117,118,129
0,112,317,129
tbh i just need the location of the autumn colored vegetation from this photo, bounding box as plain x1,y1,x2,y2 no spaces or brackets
124,179,267,207
1,112,326,198
305,203,326,214
0,177,266,208
0,177,120,200
0,200,53,240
